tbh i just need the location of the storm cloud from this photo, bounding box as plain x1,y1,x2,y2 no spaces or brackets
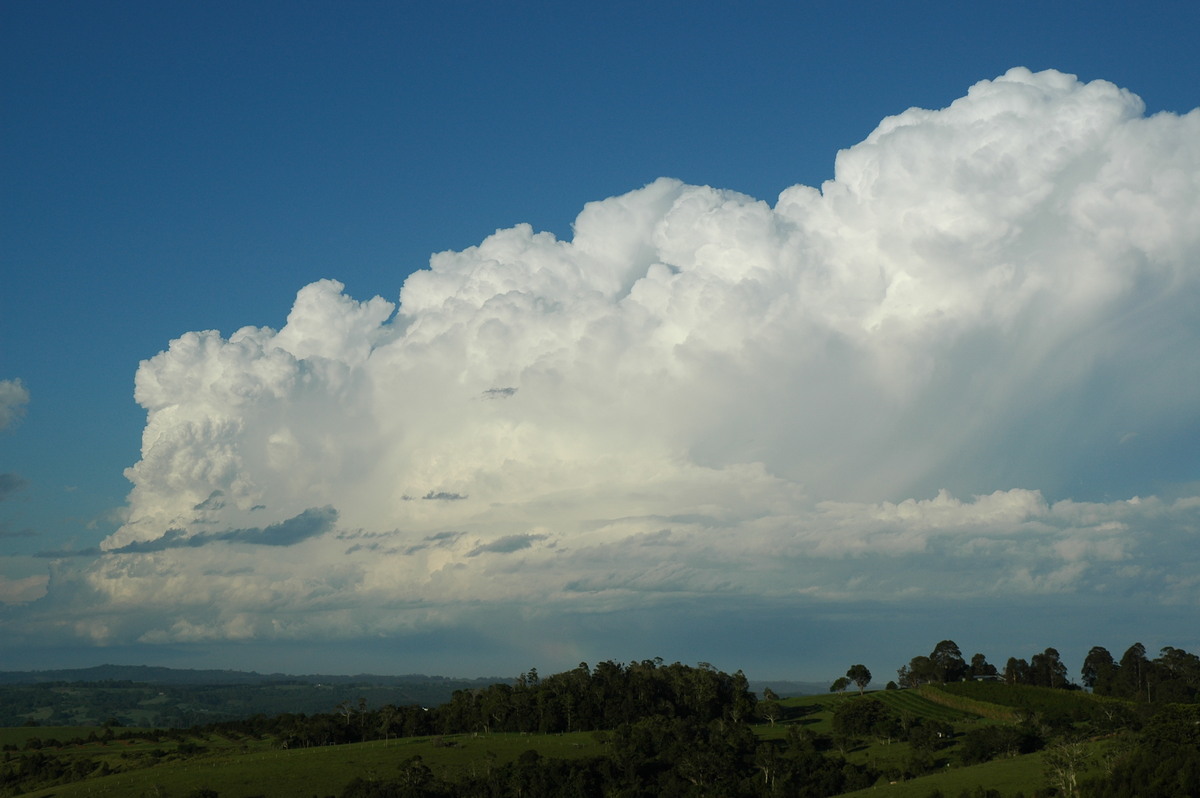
14,69,1199,652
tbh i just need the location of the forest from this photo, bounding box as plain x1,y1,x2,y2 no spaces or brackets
1,641,1198,798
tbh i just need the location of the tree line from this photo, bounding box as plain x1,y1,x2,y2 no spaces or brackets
884,639,1199,702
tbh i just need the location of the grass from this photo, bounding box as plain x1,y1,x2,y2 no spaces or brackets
839,749,1055,797
12,730,607,798
1,691,1117,798
872,690,972,723
838,736,1119,798
750,690,1079,797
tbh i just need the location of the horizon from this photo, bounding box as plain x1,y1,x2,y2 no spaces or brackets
2,2,1199,682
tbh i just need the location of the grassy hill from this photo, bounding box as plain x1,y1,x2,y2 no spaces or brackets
2,692,1098,798
1,675,1190,797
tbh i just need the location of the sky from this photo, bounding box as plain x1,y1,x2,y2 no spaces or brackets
2,1,1199,683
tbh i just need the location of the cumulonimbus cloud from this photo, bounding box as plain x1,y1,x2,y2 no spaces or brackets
14,68,1200,646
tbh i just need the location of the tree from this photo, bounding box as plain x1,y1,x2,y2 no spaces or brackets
1081,646,1116,693
1030,647,1069,689
898,655,934,688
930,640,967,682
908,719,954,753
1085,705,1200,797
1153,645,1200,703
1116,642,1151,700
759,697,783,726
1043,738,1089,797
377,704,399,745
829,676,850,693
968,652,997,680
759,687,782,725
846,664,872,695
1004,657,1030,686
832,697,898,743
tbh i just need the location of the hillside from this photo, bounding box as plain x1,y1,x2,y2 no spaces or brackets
2,658,1197,797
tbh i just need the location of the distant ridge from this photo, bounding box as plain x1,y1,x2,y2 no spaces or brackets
0,664,504,687
0,665,827,697
747,679,826,697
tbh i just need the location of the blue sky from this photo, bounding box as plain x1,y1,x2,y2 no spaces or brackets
2,1,1199,681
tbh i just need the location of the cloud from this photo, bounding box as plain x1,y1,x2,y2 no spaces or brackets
468,533,549,557
9,68,1200,653
0,473,27,502
34,547,101,558
108,506,338,553
0,379,29,430
0,574,48,605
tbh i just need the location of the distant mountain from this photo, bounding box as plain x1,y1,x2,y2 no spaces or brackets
0,665,827,694
0,666,514,727
0,664,503,687
747,679,827,697
0,665,831,727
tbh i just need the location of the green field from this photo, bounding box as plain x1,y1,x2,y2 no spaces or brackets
871,689,972,723
11,730,605,798
0,687,1157,797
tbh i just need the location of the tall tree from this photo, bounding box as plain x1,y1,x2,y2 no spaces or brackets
1081,646,1116,693
1030,647,1069,689
1154,646,1200,702
1004,657,1030,686
1117,642,1151,701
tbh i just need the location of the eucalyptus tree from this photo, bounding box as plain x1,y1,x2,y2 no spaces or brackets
847,663,872,694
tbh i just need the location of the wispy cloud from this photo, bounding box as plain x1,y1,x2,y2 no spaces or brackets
0,473,27,502
422,492,467,502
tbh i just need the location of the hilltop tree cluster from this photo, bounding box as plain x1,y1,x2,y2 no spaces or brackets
297,660,877,797
892,639,1200,703
437,659,757,735
188,660,759,749
896,640,1001,688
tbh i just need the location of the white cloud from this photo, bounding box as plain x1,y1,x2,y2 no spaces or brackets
0,573,48,605
0,379,29,430
13,68,1200,651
